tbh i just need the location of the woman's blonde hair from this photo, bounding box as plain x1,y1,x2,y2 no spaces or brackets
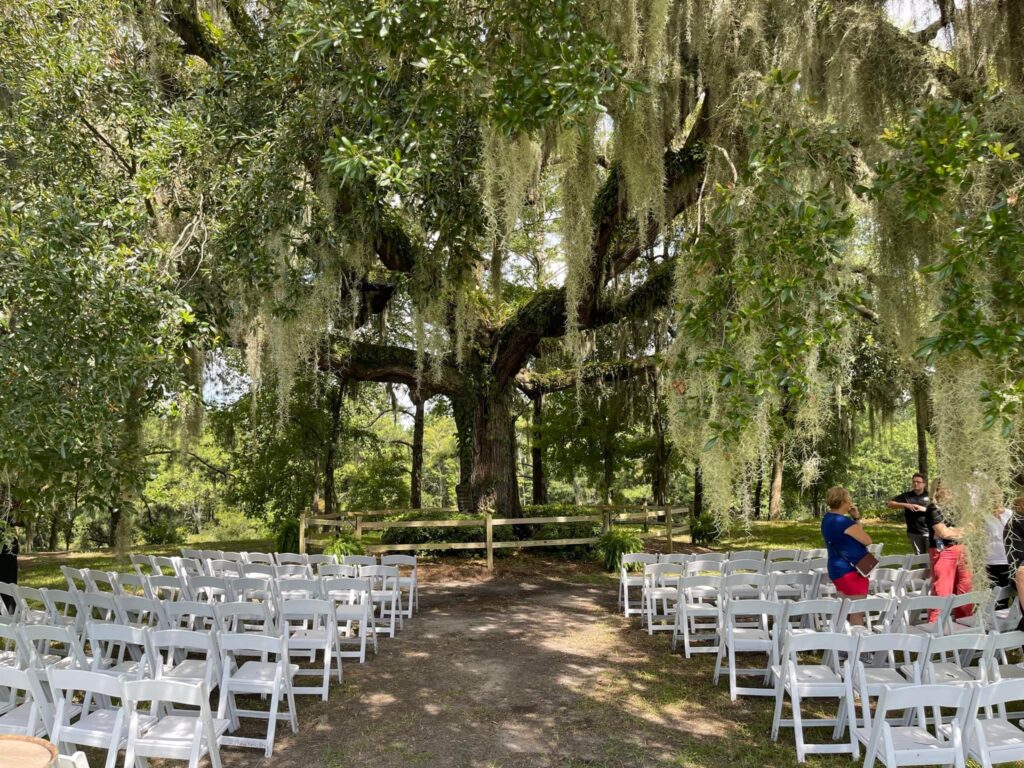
931,478,949,503
1012,496,1024,515
826,486,851,510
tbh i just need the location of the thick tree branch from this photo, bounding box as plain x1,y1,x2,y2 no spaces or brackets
325,343,464,397
516,356,658,397
221,0,261,48
162,1,223,64
146,448,232,477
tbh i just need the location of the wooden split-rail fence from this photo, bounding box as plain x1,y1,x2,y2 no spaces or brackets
299,504,690,569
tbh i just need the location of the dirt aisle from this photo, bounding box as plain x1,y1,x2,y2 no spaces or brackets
227,563,754,768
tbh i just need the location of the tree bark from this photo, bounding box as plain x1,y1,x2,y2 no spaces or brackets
470,385,521,515
531,395,547,505
451,396,475,512
651,381,668,506
693,463,703,519
753,465,763,520
411,395,424,509
48,507,59,552
602,445,614,505
769,442,785,521
912,374,930,478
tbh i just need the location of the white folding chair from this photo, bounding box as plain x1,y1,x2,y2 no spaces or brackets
217,632,298,757
113,572,151,599
206,559,242,578
974,630,1024,688
770,632,859,762
220,552,245,564
163,601,218,633
48,668,143,768
242,552,274,565
767,560,811,575
151,556,179,577
642,562,684,634
714,599,783,701
60,567,87,594
766,549,801,563
849,632,927,739
876,555,908,570
836,596,895,634
41,589,81,632
988,586,1022,632
729,550,764,562
146,576,187,603
361,565,404,638
83,570,118,594
0,665,52,738
769,572,819,602
861,684,971,768
275,553,308,567
122,679,228,768
180,548,203,559
76,592,121,626
946,591,985,633
963,679,1024,766
659,553,693,565
186,576,232,604
317,563,358,578
672,576,720,658
19,623,89,675
867,543,884,556
870,567,904,597
242,564,276,579
619,553,658,617
57,752,90,768
0,621,27,670
381,554,418,617
213,601,277,637
274,564,312,580
230,577,276,605
175,558,205,582
306,554,339,568
151,629,222,697
343,555,377,568
118,595,168,630
723,558,767,575
199,549,224,566
686,558,725,575
278,599,340,700
889,595,951,638
277,578,321,601
129,554,156,577
86,623,154,681
322,577,377,663
721,572,771,603
778,599,843,654
13,586,49,625
920,632,988,685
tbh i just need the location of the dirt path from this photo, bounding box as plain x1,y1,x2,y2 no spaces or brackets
226,561,748,768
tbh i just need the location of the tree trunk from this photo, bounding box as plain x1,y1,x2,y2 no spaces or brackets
769,442,784,520
912,374,930,478
693,463,703,519
47,507,59,551
531,394,547,505
651,400,668,506
470,386,521,515
602,445,614,505
411,395,424,509
451,397,475,512
324,385,342,516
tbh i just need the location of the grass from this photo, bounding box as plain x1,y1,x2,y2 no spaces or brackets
715,517,911,556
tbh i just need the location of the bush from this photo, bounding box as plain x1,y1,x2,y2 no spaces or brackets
529,520,600,558
379,511,515,556
274,517,300,553
595,528,644,571
140,505,186,546
689,514,722,546
323,530,365,558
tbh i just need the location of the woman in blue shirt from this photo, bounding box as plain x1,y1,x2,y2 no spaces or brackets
821,486,872,624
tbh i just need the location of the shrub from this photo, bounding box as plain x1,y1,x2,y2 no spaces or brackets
274,517,300,553
689,514,721,546
379,511,515,556
529,520,600,558
595,528,644,571
323,530,365,558
140,505,186,546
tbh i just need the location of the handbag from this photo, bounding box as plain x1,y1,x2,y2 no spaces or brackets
850,552,879,577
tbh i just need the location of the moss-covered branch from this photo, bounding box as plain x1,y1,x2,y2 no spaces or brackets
325,342,465,397
516,356,658,396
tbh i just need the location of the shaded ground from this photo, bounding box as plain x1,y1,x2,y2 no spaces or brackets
219,554,857,768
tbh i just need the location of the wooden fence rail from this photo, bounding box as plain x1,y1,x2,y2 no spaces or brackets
299,504,690,569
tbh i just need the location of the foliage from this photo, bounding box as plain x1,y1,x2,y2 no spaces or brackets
275,517,301,554
595,527,644,571
323,530,365,558
136,504,186,547
379,511,515,554
688,514,722,547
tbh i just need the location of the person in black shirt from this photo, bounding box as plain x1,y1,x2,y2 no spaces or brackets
1003,496,1024,631
0,531,17,615
888,472,930,554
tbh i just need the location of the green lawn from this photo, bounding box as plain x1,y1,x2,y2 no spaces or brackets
716,517,910,556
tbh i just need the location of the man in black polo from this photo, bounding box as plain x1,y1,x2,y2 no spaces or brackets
888,472,930,554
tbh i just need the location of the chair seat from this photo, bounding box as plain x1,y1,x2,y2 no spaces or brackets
164,659,210,682
930,662,976,684
622,576,645,587
289,630,329,643
858,668,911,688
232,661,300,684
138,715,230,746
97,660,143,676
645,587,677,601
974,718,1024,749
906,622,943,637
994,664,1024,680
729,587,762,600
0,702,51,737
72,708,154,737
335,606,367,622
772,665,841,685
888,726,948,751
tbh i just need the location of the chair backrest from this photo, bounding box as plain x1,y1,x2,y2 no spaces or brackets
57,754,90,768
146,575,186,602
199,549,224,562
381,554,417,571
163,600,218,630
317,563,358,578
947,591,983,625
15,585,48,618
804,557,829,572
118,595,167,629
971,678,1023,710
686,559,724,575
83,569,118,593
151,628,218,669
893,594,950,631
114,572,152,598
242,552,274,565
41,588,80,627
61,566,87,592
123,677,210,710
870,567,903,595
0,664,47,733
342,555,377,567
723,558,766,575
360,564,399,587
724,598,783,621
876,555,907,569
875,683,972,735
769,572,818,600
678,576,721,602
838,596,894,631
187,576,232,603
214,600,276,634
780,598,842,632
766,549,801,562
278,598,335,629
722,572,771,599
207,559,242,577
176,558,205,581
278,578,321,599
866,542,884,555
130,554,155,575
243,563,276,578
644,562,685,585
782,630,856,661
218,630,289,658
77,591,122,624
231,577,274,602
181,548,202,559
658,553,693,565
767,560,809,574
275,552,308,566
853,631,928,682
19,623,89,670
321,577,372,604
728,550,764,561
981,629,1024,678
274,564,312,579
151,556,179,576
307,554,340,567
48,665,126,704
923,631,988,675
85,621,155,677
220,551,245,563
906,553,931,569
803,548,827,560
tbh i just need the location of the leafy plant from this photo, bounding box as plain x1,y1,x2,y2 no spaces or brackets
274,517,300,553
595,528,644,572
689,514,721,547
323,529,365,558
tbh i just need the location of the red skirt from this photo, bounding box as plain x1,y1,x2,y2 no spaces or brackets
833,570,869,597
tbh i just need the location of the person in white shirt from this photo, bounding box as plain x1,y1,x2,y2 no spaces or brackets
986,495,1013,592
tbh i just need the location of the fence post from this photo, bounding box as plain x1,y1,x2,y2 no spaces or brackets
485,512,494,571
665,505,673,553
299,512,306,555
355,515,363,541
642,501,649,533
